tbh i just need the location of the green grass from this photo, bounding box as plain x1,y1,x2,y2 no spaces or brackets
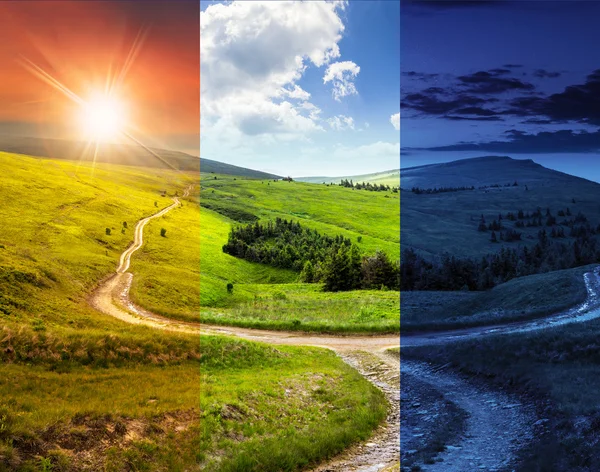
201,174,400,260
199,337,387,472
0,335,386,471
401,265,592,331
298,169,399,187
130,174,400,333
0,153,390,470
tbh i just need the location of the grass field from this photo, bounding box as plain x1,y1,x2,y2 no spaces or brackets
401,157,600,259
401,265,593,331
0,152,389,470
298,169,399,187
129,174,400,333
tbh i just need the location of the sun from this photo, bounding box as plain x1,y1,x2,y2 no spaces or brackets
81,95,126,142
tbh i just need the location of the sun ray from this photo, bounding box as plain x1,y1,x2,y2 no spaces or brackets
18,26,185,175
17,56,85,106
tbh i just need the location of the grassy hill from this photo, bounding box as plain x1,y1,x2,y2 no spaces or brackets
401,155,600,258
130,174,400,333
200,157,281,179
298,169,399,187
0,152,387,470
0,136,282,179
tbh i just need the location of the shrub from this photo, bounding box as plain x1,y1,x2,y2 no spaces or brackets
227,283,234,294
160,228,167,237
105,228,111,236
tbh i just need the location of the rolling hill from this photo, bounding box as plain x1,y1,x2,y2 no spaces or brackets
199,156,281,179
298,169,400,187
0,136,281,179
400,155,600,258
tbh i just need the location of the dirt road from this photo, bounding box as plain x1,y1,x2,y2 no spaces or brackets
88,189,600,472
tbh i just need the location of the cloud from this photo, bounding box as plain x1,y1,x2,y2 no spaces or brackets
402,71,439,81
533,69,562,79
390,113,400,130
201,0,348,140
327,115,355,130
444,115,503,121
409,128,600,154
333,141,400,161
400,66,600,124
323,60,360,101
503,69,600,124
401,91,499,118
457,71,535,94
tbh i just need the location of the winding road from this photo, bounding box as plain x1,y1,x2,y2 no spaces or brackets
88,189,600,472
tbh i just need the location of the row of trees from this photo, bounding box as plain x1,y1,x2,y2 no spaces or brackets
412,182,519,195
222,219,399,291
411,185,475,194
339,179,394,192
401,230,600,291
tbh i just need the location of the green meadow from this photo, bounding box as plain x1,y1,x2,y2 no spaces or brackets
0,153,390,470
129,174,400,333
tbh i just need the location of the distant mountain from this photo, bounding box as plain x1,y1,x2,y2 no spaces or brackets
0,136,199,171
199,157,281,179
298,169,399,187
401,155,600,258
0,136,281,179
400,155,589,189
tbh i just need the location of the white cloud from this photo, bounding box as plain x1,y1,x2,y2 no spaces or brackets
390,112,400,131
327,115,355,131
332,141,400,161
201,1,348,141
323,61,360,101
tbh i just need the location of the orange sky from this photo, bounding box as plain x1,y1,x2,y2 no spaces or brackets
0,1,199,155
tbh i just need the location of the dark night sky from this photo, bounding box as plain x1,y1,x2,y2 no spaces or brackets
401,0,600,182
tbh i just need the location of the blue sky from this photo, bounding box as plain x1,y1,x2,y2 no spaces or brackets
200,0,399,177
401,1,600,182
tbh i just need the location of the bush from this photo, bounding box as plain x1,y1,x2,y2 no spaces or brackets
105,228,111,236
160,228,167,237
227,283,234,294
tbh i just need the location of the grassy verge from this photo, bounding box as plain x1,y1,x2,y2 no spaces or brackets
401,265,593,332
200,336,387,472
402,317,600,470
1,333,386,471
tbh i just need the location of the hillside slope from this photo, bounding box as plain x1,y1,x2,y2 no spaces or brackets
0,136,282,178
401,156,600,258
298,169,399,187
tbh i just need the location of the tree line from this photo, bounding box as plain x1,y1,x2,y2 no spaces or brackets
339,179,397,192
411,181,518,195
222,218,399,291
401,227,600,291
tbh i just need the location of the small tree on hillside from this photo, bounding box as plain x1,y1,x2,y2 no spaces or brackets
105,228,111,236
300,260,315,283
160,228,167,237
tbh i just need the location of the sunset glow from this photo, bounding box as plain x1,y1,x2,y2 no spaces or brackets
80,95,126,142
